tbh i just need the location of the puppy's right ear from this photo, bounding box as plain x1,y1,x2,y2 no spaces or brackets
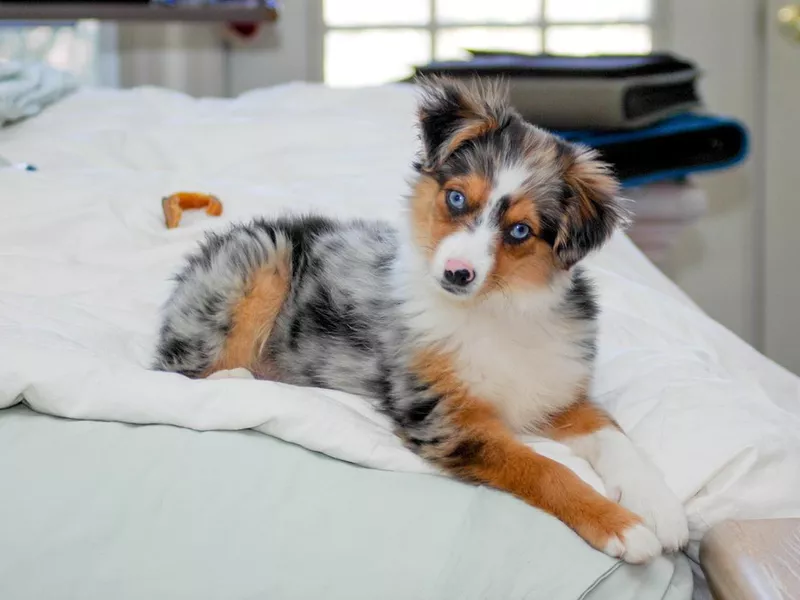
416,76,511,172
553,144,629,269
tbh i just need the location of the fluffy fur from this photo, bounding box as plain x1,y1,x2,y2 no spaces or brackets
153,77,688,562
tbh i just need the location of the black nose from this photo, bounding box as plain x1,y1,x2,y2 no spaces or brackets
444,268,475,287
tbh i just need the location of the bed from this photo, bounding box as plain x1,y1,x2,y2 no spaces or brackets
1,83,799,600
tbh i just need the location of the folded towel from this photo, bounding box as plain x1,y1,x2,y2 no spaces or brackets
0,60,78,126
554,113,749,187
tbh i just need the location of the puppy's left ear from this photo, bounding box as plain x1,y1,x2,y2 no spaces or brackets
553,144,629,269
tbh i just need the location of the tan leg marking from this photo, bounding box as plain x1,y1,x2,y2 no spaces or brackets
206,245,290,378
542,393,619,441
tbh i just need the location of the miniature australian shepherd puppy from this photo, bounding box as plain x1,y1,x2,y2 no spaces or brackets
153,77,688,563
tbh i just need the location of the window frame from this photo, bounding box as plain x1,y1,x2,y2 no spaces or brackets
307,0,669,85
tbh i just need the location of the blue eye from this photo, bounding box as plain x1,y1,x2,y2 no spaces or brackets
445,190,467,213
506,223,532,243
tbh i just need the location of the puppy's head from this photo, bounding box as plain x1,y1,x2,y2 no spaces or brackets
409,77,628,301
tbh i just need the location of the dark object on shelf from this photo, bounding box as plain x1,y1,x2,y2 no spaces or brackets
413,52,701,130
554,113,749,187
0,1,278,22
0,0,147,3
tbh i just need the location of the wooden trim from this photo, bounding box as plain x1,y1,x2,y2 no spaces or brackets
700,518,800,600
0,3,278,23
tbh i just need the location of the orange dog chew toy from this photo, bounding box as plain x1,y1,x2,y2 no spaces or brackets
162,192,223,229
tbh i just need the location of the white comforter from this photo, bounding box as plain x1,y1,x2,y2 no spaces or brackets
1,84,799,564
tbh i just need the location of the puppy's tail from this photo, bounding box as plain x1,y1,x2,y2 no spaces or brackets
153,219,292,378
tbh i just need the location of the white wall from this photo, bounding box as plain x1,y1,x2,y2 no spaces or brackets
227,0,314,94
763,0,800,374
118,23,226,96
117,1,313,95
658,0,762,345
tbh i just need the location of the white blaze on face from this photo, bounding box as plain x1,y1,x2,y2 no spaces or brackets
492,164,529,204
431,164,529,297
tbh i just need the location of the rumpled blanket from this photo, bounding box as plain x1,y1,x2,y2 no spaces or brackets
0,60,78,126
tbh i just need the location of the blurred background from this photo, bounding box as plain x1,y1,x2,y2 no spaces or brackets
1,0,798,374
0,0,661,90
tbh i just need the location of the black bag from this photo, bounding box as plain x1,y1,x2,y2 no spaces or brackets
414,52,701,130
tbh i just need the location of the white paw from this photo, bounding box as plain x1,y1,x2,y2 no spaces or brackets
629,490,689,553
582,430,690,554
207,368,255,380
608,472,689,553
604,523,662,564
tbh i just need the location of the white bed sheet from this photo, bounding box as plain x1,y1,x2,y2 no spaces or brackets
1,83,799,571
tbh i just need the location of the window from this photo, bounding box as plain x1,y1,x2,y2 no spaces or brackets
322,0,654,87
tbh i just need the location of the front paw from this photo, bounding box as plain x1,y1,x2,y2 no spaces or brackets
207,368,255,380
572,499,662,564
603,522,663,564
610,474,689,553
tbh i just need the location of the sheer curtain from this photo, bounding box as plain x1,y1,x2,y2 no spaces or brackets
0,21,118,86
0,20,228,95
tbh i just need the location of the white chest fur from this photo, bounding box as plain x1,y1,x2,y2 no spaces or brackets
448,301,591,432
400,272,593,432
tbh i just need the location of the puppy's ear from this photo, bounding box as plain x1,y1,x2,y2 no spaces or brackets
416,76,511,171
553,144,629,269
